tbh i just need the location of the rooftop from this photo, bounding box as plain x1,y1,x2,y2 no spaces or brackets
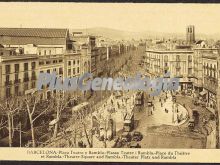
146,49,194,54
0,28,68,38
0,54,38,62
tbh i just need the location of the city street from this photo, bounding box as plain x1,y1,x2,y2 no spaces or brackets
132,92,216,148
136,91,188,132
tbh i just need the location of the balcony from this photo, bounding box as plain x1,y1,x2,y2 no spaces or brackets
14,79,21,84
5,81,12,86
31,76,36,81
23,77,29,82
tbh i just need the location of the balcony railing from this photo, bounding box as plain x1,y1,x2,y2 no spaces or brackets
5,81,12,86
31,76,36,80
14,79,21,84
23,77,29,82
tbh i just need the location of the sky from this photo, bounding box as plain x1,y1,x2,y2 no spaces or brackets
0,3,220,34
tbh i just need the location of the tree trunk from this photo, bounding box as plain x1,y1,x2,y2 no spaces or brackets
74,128,77,147
83,123,91,148
30,121,36,147
11,115,14,139
53,109,59,138
7,113,12,147
53,122,58,139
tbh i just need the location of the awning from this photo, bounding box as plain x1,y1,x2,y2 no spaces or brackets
200,91,207,96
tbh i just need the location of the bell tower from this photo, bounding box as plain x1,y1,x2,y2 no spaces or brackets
186,25,195,45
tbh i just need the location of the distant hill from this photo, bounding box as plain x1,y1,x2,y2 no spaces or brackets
70,27,220,41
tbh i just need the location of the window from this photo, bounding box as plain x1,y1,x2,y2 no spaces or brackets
47,69,50,73
77,60,80,65
24,63,28,71
6,75,10,83
68,69,71,76
73,68,75,75
73,60,75,65
0,52,3,55
59,59,63,63
15,64,19,73
31,62,36,70
68,61,71,66
46,61,50,64
39,50,41,55
24,72,29,82
44,50,47,55
6,87,11,98
24,83,29,91
59,68,63,75
15,86,19,96
188,55,192,62
32,71,36,80
15,74,19,83
39,61,44,65
49,50,51,55
31,81,36,88
5,65,10,74
77,67,80,73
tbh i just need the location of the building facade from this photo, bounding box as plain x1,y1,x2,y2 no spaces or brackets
145,49,194,90
0,28,83,100
0,48,38,99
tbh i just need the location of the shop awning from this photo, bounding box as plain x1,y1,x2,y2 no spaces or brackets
200,91,207,96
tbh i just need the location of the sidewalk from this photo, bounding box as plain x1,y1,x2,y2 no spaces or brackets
135,91,189,135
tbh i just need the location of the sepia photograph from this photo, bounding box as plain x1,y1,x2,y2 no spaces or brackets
0,2,220,162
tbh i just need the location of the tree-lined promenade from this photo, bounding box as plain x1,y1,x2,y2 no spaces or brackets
0,44,144,147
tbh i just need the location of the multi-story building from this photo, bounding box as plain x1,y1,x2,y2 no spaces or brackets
194,48,219,108
0,48,38,99
145,49,194,90
0,28,84,100
73,34,95,75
